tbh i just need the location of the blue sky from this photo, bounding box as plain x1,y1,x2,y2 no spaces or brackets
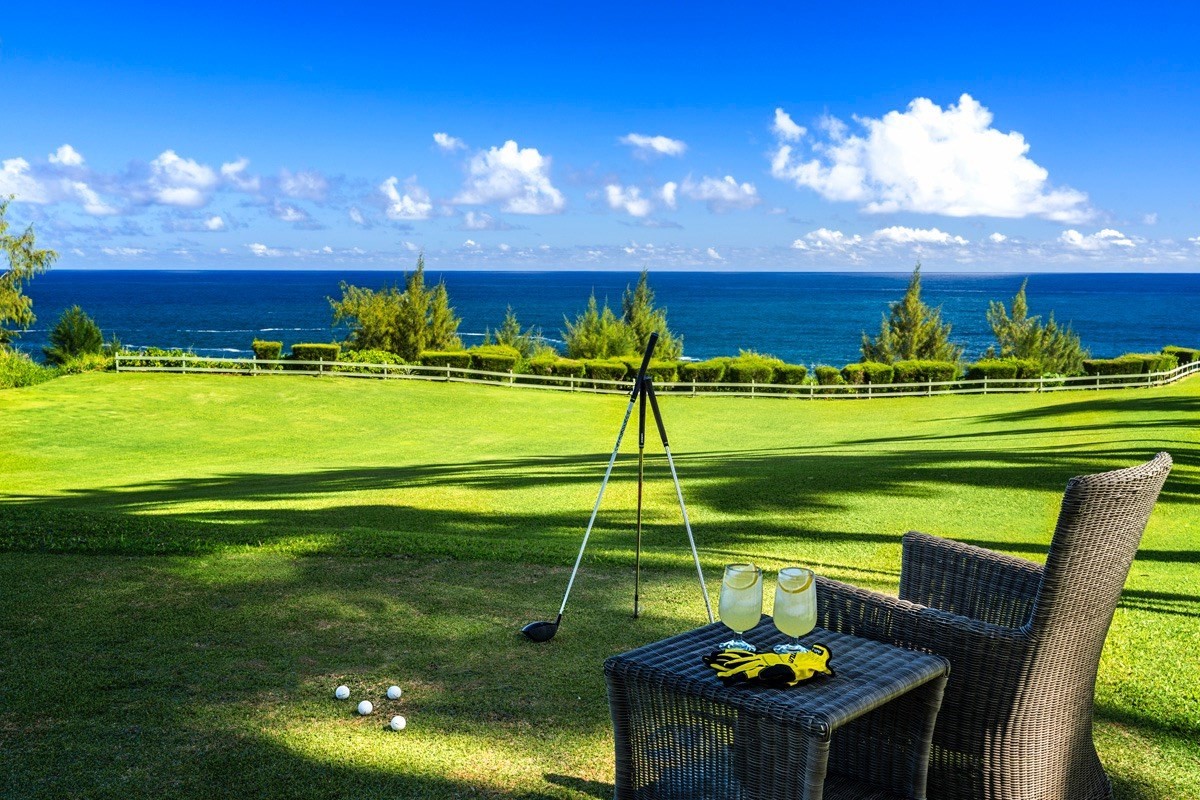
3,2,1199,271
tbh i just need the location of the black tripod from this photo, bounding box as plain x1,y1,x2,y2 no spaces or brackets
521,333,715,642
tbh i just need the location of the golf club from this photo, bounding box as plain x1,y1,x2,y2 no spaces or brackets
520,333,659,642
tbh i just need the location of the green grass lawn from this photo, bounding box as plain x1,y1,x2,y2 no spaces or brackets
1,372,1198,799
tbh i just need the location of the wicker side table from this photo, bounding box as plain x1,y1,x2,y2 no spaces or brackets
604,618,950,800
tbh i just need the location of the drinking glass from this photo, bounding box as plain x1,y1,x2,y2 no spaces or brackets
718,564,763,651
772,566,817,653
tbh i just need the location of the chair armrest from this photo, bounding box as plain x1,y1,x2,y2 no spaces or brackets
816,576,1027,664
898,531,1043,628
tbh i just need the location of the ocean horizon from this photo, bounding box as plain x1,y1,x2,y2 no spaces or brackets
14,269,1200,367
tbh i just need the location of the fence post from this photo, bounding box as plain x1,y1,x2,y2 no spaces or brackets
509,369,515,387
751,380,755,397
927,378,932,396
692,378,696,398
983,376,987,395
446,364,451,381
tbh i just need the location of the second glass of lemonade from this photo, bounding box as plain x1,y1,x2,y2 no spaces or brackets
773,566,817,653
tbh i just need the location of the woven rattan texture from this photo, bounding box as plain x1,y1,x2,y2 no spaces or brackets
606,621,949,800
818,452,1172,800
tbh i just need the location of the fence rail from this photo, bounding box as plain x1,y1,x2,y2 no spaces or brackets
112,353,1200,399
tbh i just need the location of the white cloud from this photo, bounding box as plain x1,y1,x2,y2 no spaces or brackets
272,202,311,224
460,210,511,230
1189,235,1200,245
706,247,723,260
872,226,968,245
433,132,466,152
772,108,805,142
348,207,366,226
247,242,284,257
604,184,653,217
150,150,218,208
380,176,433,220
463,239,479,249
619,133,687,158
204,215,226,231
1143,212,1158,225
989,232,1008,243
791,228,863,250
101,247,147,257
660,181,678,210
680,175,760,212
71,182,117,215
221,158,261,192
278,169,328,201
1060,228,1135,250
455,140,564,214
48,144,85,167
0,158,51,202
402,241,420,252
770,93,1093,223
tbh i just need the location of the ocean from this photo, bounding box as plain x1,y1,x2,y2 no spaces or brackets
12,270,1200,366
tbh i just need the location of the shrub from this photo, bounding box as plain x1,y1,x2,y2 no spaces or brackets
0,349,56,389
1083,353,1178,377
120,346,197,368
679,359,727,383
725,351,783,384
290,343,340,362
773,364,808,385
1163,346,1199,366
419,351,472,369
583,359,628,382
841,362,894,385
57,352,113,375
334,349,407,374
618,357,680,383
468,344,521,374
43,306,104,366
964,359,1019,381
814,366,845,386
251,340,283,361
893,360,959,385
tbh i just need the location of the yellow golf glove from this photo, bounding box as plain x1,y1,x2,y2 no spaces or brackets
704,644,834,687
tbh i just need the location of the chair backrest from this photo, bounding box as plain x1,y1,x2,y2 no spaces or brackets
1028,452,1172,652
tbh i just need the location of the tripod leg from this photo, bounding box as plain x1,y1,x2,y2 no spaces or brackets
557,385,640,619
646,382,715,623
635,380,647,618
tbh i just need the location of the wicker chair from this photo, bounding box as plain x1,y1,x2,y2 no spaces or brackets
817,452,1172,800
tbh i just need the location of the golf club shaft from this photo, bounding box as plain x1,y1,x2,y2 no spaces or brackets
647,382,715,624
557,387,640,618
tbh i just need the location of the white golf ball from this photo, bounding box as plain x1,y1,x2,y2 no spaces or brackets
334,685,350,700
386,685,402,700
390,715,407,731
357,700,373,716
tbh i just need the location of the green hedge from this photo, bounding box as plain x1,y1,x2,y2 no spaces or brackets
679,359,727,383
251,340,283,361
468,344,521,373
0,349,57,389
841,362,894,385
1083,353,1178,376
420,351,472,369
1163,346,1199,366
527,356,586,378
290,343,340,362
334,349,407,374
893,360,959,384
772,364,808,385
725,353,783,384
583,359,628,382
617,357,681,383
812,366,843,385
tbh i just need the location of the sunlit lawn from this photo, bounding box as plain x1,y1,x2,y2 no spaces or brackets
1,372,1197,798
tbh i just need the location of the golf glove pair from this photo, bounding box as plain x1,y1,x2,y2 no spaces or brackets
704,644,834,687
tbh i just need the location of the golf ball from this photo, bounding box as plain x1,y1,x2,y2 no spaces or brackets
390,715,407,731
357,700,373,716
386,685,402,700
334,685,350,700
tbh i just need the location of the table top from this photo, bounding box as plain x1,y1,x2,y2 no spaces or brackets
605,617,949,740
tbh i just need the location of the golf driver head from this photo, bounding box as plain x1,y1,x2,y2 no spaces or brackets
520,620,559,642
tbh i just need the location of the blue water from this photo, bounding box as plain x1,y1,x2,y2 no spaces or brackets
13,270,1200,366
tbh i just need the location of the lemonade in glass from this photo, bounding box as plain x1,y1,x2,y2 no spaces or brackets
772,566,817,653
718,564,763,651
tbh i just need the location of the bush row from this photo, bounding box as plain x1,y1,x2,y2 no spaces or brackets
261,342,1200,387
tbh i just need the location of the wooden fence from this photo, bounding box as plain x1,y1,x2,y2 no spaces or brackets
113,353,1200,400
